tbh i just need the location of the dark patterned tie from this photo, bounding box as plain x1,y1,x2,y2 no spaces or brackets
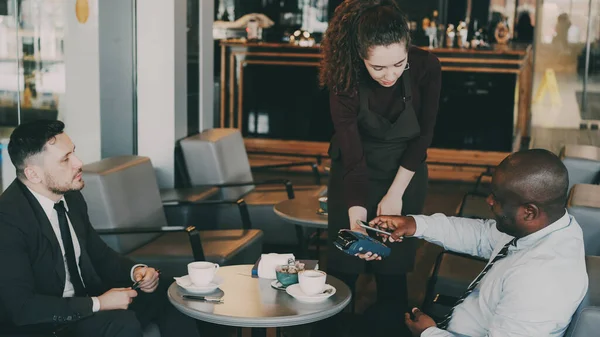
437,238,516,330
54,201,87,297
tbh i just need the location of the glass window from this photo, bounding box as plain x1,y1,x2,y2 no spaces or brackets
531,0,600,127
0,0,65,128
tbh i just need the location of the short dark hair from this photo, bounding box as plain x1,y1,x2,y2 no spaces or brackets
496,148,569,219
8,120,65,179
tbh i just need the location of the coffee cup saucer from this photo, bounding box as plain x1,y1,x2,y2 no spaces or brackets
286,284,336,303
174,275,224,294
271,280,297,291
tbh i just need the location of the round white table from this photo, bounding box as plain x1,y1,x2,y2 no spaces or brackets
168,265,351,337
273,197,327,258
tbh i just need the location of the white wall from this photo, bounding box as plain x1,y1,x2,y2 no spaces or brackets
62,0,102,165
136,0,188,188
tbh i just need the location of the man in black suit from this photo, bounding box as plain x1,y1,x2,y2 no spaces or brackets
0,120,199,337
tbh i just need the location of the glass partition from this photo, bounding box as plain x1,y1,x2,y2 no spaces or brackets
0,0,20,128
0,0,65,128
531,0,600,128
0,0,66,189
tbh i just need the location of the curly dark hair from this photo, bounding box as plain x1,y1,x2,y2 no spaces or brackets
319,0,411,93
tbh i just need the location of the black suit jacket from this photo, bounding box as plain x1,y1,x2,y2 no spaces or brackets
0,179,136,327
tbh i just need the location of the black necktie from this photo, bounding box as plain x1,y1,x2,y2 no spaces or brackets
54,201,87,297
437,238,516,330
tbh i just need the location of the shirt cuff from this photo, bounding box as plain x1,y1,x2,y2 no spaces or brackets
420,326,438,337
131,264,147,282
410,215,429,237
91,297,100,312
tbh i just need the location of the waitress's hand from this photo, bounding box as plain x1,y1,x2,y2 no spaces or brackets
349,219,368,236
350,219,382,261
348,207,381,261
348,206,368,235
369,215,417,243
377,192,403,216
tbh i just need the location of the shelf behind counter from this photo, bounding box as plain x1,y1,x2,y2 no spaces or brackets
217,40,533,181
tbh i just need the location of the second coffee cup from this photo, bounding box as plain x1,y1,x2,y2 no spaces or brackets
188,261,219,286
298,270,327,296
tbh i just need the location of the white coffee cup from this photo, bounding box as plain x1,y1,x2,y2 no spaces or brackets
188,261,219,286
298,270,327,296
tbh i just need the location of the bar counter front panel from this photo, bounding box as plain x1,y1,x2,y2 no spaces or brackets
219,41,533,181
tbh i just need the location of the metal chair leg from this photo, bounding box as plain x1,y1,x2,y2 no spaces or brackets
315,229,322,259
295,224,308,258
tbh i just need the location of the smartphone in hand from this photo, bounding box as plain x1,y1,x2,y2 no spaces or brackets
357,220,393,236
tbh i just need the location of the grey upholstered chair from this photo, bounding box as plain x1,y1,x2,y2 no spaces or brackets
177,128,327,246
560,144,600,191
567,184,600,256
565,256,600,337
81,155,264,280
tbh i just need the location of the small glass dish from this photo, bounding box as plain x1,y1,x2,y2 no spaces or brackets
275,262,306,287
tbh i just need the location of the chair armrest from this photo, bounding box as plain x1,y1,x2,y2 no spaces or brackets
162,198,252,230
422,251,487,319
567,307,600,337
203,179,296,199
95,226,190,235
97,225,206,261
252,161,321,185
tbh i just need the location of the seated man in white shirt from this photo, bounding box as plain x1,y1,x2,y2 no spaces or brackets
366,149,588,337
0,120,199,337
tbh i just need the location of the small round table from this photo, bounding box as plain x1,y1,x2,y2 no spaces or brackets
273,197,327,258
168,265,351,337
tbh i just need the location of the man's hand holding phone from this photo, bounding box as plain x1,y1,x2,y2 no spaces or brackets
357,220,394,237
368,215,417,243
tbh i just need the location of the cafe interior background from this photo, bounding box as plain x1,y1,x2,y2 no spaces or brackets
1,0,600,190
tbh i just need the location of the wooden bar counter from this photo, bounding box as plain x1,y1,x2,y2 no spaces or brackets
218,40,533,181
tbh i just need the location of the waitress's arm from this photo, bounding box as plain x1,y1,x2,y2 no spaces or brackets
390,53,442,198
329,90,371,228
386,167,415,199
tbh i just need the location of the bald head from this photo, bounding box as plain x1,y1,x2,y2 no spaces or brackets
495,149,569,218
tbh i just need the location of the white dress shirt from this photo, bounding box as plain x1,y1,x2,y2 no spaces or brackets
411,211,588,337
28,188,144,312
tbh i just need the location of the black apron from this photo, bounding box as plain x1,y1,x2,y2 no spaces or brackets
327,68,428,275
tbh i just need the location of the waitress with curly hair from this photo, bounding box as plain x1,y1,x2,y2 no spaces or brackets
320,0,441,333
